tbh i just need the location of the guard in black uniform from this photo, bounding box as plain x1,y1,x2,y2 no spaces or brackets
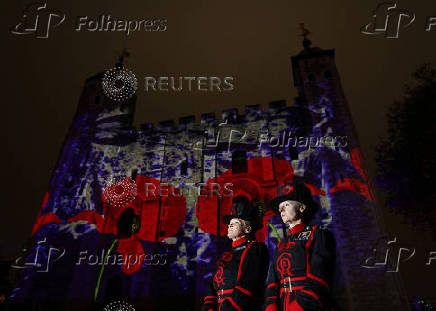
263,183,335,311
202,197,270,311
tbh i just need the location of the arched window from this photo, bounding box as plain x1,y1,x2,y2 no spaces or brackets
117,208,140,239
308,73,316,82
289,146,298,160
78,179,86,195
180,160,188,176
94,95,101,106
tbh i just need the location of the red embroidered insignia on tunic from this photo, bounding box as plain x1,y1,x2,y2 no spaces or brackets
277,253,295,279
278,239,295,252
282,185,294,194
235,285,253,297
214,266,225,287
217,251,232,268
222,251,232,262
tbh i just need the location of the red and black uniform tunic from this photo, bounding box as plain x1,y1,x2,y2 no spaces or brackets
263,223,335,311
202,237,270,311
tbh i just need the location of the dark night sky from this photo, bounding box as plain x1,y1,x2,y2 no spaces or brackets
1,0,435,299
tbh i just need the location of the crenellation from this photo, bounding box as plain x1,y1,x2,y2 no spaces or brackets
157,120,175,132
221,108,238,123
139,122,154,133
268,99,287,112
200,112,215,123
179,115,196,125
244,104,263,119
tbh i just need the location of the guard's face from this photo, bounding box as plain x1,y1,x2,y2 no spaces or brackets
227,218,246,240
278,200,305,224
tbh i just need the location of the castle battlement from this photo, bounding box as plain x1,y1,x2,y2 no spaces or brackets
134,100,313,136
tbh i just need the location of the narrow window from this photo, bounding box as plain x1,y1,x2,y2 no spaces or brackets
232,151,247,174
131,169,138,182
78,179,86,195
289,146,298,160
180,160,188,176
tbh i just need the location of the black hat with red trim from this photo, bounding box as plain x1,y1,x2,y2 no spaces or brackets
223,197,262,231
270,182,318,216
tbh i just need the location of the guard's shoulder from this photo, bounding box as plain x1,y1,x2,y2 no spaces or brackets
294,225,328,241
305,225,315,231
308,224,331,233
313,226,335,243
277,235,291,245
249,240,268,251
314,225,332,234
250,240,267,247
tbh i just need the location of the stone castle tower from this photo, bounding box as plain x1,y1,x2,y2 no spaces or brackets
10,39,409,311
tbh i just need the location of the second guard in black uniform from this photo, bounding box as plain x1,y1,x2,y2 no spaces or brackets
202,197,270,311
264,183,335,311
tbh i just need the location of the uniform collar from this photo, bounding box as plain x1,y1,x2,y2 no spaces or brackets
232,236,249,248
288,223,305,235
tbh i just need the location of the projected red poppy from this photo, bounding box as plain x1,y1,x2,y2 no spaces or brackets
195,157,295,240
67,175,186,274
